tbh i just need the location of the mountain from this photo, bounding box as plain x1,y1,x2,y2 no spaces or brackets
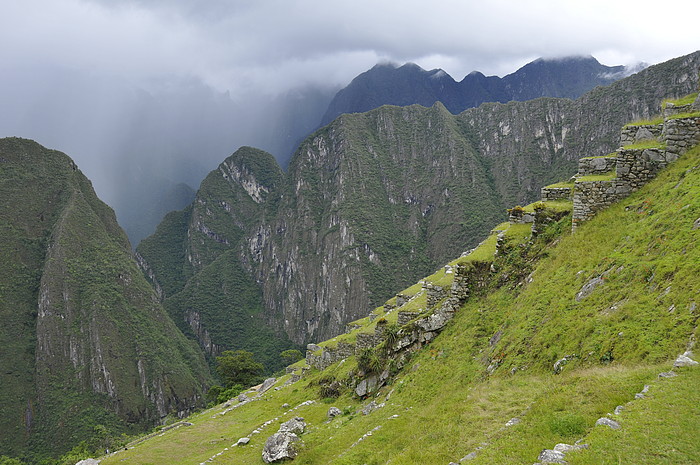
0,138,211,461
96,90,700,465
321,55,639,126
137,52,700,359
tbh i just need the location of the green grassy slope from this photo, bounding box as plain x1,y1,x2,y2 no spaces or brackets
100,132,700,464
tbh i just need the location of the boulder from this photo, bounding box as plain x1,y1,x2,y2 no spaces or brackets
238,393,249,402
355,374,379,397
327,406,342,419
536,449,567,463
236,437,250,446
595,417,621,429
553,443,588,453
674,352,699,367
278,416,306,434
75,460,100,465
258,377,277,394
575,276,604,301
262,432,301,463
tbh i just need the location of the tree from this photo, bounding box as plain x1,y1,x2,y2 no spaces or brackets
280,349,303,365
215,350,264,388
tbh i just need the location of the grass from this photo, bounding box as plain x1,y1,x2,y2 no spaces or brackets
567,365,700,465
576,172,616,182
662,92,698,108
624,116,664,127
622,139,666,150
666,111,700,120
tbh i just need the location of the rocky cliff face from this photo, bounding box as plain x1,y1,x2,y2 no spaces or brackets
140,51,700,352
0,138,210,459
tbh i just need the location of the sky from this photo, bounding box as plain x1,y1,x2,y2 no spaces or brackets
2,0,699,97
1,0,699,243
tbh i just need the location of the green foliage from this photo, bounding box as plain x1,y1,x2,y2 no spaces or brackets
662,92,698,107
547,413,587,437
215,350,264,388
0,138,210,461
280,349,304,365
0,456,26,465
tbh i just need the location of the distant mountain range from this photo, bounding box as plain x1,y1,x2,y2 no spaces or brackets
321,56,645,126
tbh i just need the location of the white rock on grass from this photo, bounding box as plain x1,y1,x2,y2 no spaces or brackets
595,417,621,429
674,352,699,368
536,449,567,463
262,432,300,463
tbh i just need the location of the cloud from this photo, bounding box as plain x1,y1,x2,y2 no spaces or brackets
4,0,697,97
1,0,698,242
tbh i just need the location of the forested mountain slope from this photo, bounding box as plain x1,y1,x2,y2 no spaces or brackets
0,138,211,462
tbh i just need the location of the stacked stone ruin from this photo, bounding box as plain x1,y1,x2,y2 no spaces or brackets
538,100,700,231
303,260,484,381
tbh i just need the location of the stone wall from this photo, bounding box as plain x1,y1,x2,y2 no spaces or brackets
620,124,662,146
425,283,447,308
571,109,699,230
540,187,572,201
577,156,617,175
572,180,630,229
663,116,700,159
615,148,671,189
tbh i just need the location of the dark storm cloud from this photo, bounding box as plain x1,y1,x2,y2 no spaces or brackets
0,0,697,243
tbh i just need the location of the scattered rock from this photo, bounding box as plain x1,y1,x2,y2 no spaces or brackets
553,443,588,453
674,351,699,367
236,437,250,446
537,449,567,463
614,405,624,415
553,355,576,374
75,460,100,465
694,218,700,230
238,393,249,402
282,403,290,409
635,385,651,399
462,450,479,460
595,417,621,429
576,276,604,301
327,407,342,419
355,375,379,397
360,400,384,415
658,371,677,378
505,417,521,427
278,417,306,434
262,432,301,463
258,377,277,394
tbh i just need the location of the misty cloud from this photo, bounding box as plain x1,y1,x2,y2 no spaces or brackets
1,0,698,245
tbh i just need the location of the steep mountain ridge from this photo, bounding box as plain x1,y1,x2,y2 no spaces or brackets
138,51,700,356
321,55,634,125
0,138,211,461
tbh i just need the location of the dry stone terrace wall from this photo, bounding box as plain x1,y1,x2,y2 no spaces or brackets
571,105,700,230
540,186,572,201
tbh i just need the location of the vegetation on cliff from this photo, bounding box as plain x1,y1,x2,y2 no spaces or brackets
0,138,211,463
99,105,700,464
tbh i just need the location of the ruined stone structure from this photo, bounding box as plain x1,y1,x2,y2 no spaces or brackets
571,105,700,230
